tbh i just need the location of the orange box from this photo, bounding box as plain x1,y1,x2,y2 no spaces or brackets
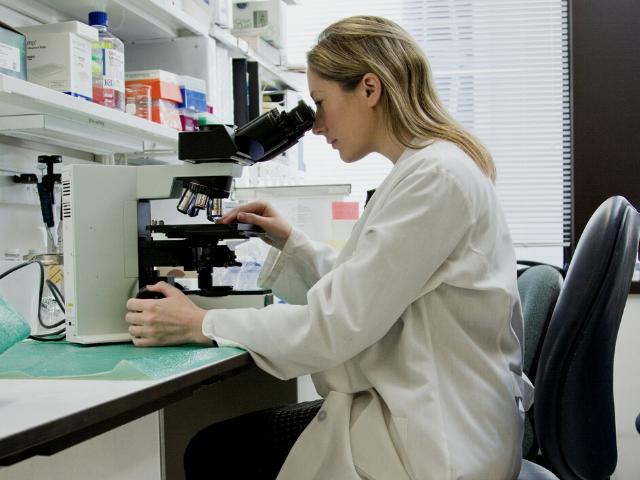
124,69,183,103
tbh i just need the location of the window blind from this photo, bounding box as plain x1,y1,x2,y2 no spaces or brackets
287,1,401,214
287,0,570,252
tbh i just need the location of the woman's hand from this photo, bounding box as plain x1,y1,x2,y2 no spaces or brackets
216,199,292,251
125,282,211,347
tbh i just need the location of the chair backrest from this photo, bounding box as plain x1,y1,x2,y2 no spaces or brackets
517,265,563,458
518,265,564,382
517,260,567,279
534,196,640,479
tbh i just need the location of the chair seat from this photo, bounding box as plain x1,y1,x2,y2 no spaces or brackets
518,460,559,479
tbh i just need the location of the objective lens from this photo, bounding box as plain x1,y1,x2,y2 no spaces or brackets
177,189,196,215
207,198,223,221
194,193,209,210
177,181,228,222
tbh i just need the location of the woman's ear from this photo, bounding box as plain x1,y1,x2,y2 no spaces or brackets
361,72,382,107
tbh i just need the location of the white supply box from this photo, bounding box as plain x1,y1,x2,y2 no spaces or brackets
18,22,98,101
232,0,287,49
211,0,233,28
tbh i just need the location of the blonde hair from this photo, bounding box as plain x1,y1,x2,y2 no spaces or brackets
307,15,496,183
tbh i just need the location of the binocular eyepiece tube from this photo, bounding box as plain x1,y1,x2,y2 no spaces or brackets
176,99,315,221
234,100,315,163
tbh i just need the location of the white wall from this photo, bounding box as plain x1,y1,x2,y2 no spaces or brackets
612,294,640,480
0,135,94,257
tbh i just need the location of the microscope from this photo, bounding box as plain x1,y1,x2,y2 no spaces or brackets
61,101,314,344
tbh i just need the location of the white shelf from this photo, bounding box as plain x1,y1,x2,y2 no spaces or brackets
0,0,207,40
0,0,306,159
235,184,352,200
0,74,179,156
210,23,242,52
210,24,305,91
247,49,307,92
1,0,304,91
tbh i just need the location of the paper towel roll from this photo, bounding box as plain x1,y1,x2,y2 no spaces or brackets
0,294,31,355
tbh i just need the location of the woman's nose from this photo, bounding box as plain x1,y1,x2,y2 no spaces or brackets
312,117,324,136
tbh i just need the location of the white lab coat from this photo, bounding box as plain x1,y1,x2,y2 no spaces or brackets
203,140,530,479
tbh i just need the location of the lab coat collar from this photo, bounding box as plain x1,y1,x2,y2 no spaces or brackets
394,138,436,166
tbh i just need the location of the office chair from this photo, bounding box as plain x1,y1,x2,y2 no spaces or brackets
518,196,640,480
517,260,567,279
517,265,564,459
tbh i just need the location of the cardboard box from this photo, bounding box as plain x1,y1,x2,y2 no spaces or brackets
0,20,28,81
18,22,98,101
232,1,287,49
125,70,183,103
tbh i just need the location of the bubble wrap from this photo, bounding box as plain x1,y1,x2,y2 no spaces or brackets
0,294,31,356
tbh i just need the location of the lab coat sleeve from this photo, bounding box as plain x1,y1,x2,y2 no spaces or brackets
256,227,339,305
203,164,476,380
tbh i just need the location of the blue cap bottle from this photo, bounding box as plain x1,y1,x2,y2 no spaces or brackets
88,11,125,111
88,11,109,27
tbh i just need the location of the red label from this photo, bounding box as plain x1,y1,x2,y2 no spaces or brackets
332,202,359,220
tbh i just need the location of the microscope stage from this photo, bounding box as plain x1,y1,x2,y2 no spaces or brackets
147,223,265,239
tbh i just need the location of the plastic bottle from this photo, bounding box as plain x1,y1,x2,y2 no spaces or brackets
88,11,125,111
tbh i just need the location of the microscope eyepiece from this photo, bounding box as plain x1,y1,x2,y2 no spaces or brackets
234,99,315,163
271,99,316,141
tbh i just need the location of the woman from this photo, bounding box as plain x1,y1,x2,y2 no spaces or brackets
126,16,530,479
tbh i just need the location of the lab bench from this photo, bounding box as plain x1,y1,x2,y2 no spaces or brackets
0,347,297,480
